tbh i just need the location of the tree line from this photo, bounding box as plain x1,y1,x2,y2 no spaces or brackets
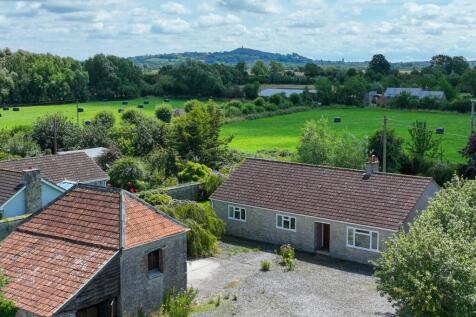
2,48,476,111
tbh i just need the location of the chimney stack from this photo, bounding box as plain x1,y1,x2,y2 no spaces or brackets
22,169,42,212
365,155,380,176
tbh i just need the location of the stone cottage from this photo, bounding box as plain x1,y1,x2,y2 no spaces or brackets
211,158,439,264
0,184,188,317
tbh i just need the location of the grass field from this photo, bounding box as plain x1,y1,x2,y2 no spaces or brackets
222,107,472,163
0,96,186,128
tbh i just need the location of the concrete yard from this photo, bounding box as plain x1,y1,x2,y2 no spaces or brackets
188,237,395,317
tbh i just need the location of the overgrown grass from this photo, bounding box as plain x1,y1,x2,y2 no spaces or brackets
222,106,472,163
0,96,187,128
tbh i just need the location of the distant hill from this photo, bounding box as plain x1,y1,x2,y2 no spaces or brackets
129,47,314,67
129,47,476,70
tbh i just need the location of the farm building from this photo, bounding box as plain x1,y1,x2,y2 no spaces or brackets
211,158,439,264
0,152,109,189
259,87,317,97
0,168,64,220
0,184,189,317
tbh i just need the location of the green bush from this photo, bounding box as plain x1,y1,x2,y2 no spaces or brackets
278,244,296,271
242,103,256,115
155,104,173,123
0,271,17,317
253,97,266,107
178,161,212,182
92,111,115,129
164,202,225,257
139,190,173,206
224,106,242,117
260,260,271,271
108,157,146,189
159,288,197,317
202,173,226,199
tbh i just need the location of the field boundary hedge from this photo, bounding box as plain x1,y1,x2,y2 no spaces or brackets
225,106,312,124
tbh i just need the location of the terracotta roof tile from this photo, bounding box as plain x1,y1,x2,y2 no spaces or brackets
0,152,108,184
124,194,187,248
0,185,188,316
211,158,436,231
0,169,22,206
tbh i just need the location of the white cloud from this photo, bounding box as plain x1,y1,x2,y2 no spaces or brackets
219,0,281,14
151,17,190,34
196,13,240,27
287,11,327,28
160,2,189,14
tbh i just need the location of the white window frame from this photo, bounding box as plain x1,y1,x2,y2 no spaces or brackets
276,214,296,232
228,205,246,222
346,226,379,252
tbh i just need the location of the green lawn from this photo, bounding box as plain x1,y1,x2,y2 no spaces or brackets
222,107,472,163
0,96,186,128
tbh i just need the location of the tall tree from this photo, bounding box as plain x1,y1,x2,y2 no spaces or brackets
368,128,405,172
374,178,476,317
368,54,391,75
407,120,441,159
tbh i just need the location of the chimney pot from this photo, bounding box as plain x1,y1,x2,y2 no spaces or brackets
365,155,380,176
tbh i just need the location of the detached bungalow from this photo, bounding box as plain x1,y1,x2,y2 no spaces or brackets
211,158,439,264
0,184,189,317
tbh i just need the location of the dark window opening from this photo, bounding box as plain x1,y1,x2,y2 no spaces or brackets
147,249,164,277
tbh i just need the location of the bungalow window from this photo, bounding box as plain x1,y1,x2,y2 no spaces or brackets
228,206,246,222
347,227,379,251
276,214,296,231
147,249,164,277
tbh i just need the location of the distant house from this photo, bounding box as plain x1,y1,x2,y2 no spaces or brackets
383,87,446,101
0,152,109,189
259,87,317,97
0,168,64,219
211,158,439,264
0,185,189,317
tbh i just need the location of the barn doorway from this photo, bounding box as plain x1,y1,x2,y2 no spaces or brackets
314,222,330,252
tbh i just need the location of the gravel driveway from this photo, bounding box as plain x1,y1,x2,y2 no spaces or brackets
188,237,395,317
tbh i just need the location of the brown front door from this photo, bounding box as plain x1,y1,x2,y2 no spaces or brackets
322,223,330,251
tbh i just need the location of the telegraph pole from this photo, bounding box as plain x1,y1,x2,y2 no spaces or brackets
383,115,387,173
471,99,475,135
53,117,58,155
76,99,79,125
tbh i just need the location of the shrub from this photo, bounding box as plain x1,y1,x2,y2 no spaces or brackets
289,93,301,105
202,173,226,199
278,244,296,271
0,271,17,317
224,106,242,117
164,202,225,257
139,190,173,206
178,161,212,182
96,146,122,171
253,97,265,107
183,99,202,113
263,103,278,112
159,288,197,317
242,103,256,115
427,162,456,186
92,111,115,129
108,157,146,189
155,104,173,123
260,260,271,271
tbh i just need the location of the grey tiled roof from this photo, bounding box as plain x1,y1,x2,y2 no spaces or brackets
211,158,435,230
0,152,108,184
0,169,22,206
384,87,445,99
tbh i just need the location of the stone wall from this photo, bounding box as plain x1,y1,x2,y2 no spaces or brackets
120,233,188,316
163,182,203,201
211,199,396,265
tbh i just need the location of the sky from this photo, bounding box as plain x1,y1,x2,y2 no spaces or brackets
0,0,475,62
